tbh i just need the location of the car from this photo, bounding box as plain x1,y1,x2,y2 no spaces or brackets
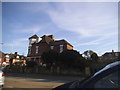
0,69,5,90
53,61,120,89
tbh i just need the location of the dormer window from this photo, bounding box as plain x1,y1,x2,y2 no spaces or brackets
36,46,39,54
29,34,39,45
36,37,42,43
29,38,37,44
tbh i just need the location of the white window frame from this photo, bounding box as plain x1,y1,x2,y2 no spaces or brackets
16,56,19,59
36,46,39,54
60,45,64,53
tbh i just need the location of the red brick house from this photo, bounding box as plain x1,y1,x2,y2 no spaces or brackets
0,51,5,66
27,34,73,65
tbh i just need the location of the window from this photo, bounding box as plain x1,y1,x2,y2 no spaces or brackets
29,38,37,44
94,70,120,88
60,45,64,53
50,46,54,50
28,46,31,55
36,46,39,54
16,56,19,59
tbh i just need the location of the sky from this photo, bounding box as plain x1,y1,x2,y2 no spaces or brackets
1,1,118,56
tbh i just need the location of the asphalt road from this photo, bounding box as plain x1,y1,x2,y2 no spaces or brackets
3,73,84,89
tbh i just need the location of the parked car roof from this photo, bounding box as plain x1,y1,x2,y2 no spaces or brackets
53,61,120,89
93,61,120,76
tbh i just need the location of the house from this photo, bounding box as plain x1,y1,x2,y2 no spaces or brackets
27,34,73,65
0,51,5,66
4,52,27,66
102,50,120,59
0,51,11,66
0,51,27,66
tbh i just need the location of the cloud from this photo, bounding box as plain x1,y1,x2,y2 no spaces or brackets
12,23,50,35
75,31,117,46
98,41,117,49
4,38,28,47
21,26,42,34
46,2,117,38
18,2,117,37
3,2,118,55
96,41,118,55
43,2,118,52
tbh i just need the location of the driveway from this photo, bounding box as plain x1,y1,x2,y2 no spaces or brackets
3,73,84,89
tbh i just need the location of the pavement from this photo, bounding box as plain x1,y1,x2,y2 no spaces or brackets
3,73,84,89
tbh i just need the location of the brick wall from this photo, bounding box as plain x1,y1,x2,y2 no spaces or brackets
67,44,73,50
29,43,73,56
30,43,50,57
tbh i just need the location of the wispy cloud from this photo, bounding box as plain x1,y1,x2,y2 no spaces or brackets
20,2,118,48
46,2,117,38
3,2,118,55
19,2,117,38
12,23,51,35
4,38,28,47
43,2,118,52
21,26,42,34
96,41,118,55
75,31,117,46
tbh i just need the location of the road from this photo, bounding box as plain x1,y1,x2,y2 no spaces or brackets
3,73,84,89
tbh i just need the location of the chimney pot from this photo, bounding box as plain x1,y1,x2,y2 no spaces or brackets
48,35,54,39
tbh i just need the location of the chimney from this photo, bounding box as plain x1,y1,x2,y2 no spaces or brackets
48,35,54,39
112,50,114,53
15,52,18,55
112,50,115,56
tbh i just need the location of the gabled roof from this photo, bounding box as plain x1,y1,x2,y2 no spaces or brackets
40,35,54,44
102,52,120,56
50,39,73,47
29,34,39,39
29,34,73,47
